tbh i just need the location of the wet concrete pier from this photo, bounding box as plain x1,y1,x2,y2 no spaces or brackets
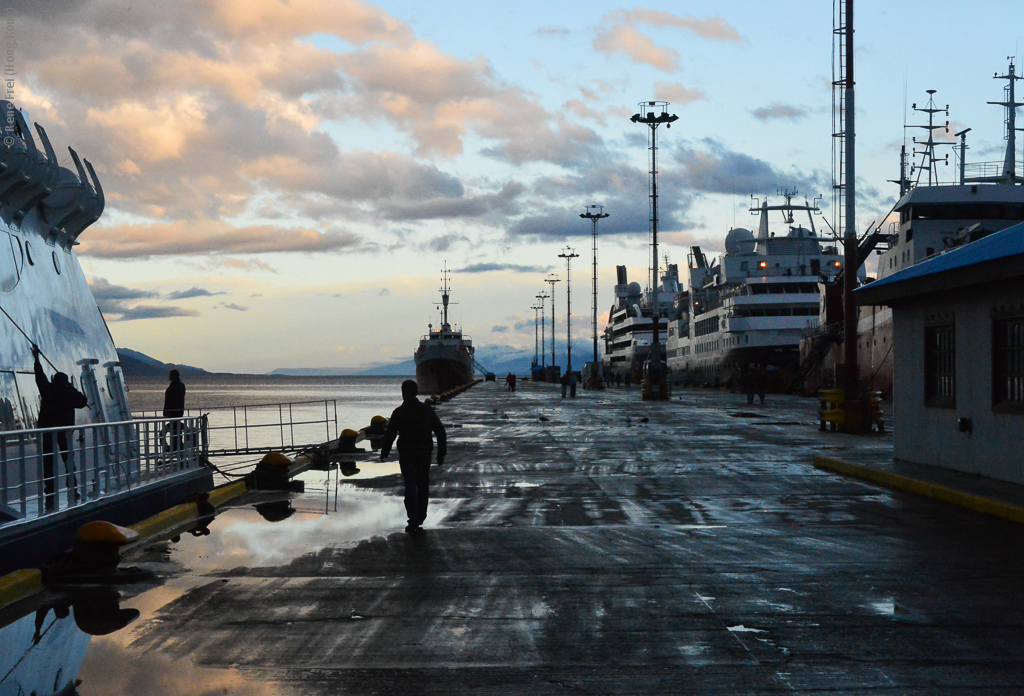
59,384,1024,693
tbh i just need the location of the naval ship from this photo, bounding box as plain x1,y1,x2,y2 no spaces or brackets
414,269,474,394
798,61,1024,395
0,100,212,572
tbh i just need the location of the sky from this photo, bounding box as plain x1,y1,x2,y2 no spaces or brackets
6,0,1023,373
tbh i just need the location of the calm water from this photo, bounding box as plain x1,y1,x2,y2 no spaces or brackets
126,375,410,471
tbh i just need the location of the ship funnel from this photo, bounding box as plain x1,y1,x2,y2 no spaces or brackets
616,265,628,284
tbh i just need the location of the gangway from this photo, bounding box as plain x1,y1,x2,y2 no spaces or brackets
473,358,496,382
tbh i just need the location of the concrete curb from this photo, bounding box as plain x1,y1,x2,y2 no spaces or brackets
0,478,250,611
813,455,1024,525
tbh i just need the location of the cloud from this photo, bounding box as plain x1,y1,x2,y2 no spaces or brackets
220,303,249,311
593,25,679,72
165,287,224,300
752,102,808,121
673,139,828,195
654,81,707,106
536,26,571,37
492,325,509,332
593,10,740,71
79,221,361,258
114,305,201,321
378,288,391,296
454,263,553,274
88,277,160,301
606,10,741,42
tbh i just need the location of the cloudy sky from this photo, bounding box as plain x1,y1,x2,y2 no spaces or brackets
7,0,1022,372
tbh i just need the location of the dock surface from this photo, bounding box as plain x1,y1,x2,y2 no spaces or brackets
66,384,1024,693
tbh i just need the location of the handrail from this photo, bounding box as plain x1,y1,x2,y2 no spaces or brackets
1,415,208,522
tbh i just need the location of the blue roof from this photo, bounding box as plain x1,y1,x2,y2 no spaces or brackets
857,221,1024,293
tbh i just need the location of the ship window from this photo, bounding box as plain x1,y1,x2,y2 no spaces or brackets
905,228,913,242
52,251,61,275
1,230,25,292
926,247,934,257
993,316,1024,413
25,241,34,266
924,323,956,408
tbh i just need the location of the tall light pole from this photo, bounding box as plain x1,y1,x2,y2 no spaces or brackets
536,292,549,368
558,247,579,373
530,304,541,369
630,100,677,400
545,274,560,379
580,205,609,388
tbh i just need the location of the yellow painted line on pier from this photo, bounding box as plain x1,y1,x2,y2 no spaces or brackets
814,455,1024,525
208,479,249,508
0,568,43,611
128,502,202,542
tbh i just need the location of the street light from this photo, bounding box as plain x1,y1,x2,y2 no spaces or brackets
535,292,549,370
630,100,677,401
558,247,580,374
530,304,541,372
580,205,609,388
545,274,561,381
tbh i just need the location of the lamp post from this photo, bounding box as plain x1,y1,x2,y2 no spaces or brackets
530,304,541,370
558,247,579,373
580,205,608,388
536,292,549,369
545,275,560,380
630,100,677,400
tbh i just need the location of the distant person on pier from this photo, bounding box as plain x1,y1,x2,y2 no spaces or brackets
33,345,88,509
163,369,187,452
509,373,517,392
379,380,447,533
624,372,631,388
743,365,756,405
560,372,569,398
568,371,578,398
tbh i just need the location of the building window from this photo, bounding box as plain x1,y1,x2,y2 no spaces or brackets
993,316,1024,412
924,323,955,408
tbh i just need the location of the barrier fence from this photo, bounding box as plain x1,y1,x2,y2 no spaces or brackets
0,415,207,522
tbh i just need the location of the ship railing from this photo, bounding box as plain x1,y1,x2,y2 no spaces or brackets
0,415,208,523
132,399,338,458
962,161,1005,181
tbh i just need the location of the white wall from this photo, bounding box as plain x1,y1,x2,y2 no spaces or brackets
892,282,1024,483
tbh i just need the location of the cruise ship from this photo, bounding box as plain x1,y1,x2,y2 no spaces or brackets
414,269,475,394
798,61,1024,395
665,191,845,388
601,264,678,380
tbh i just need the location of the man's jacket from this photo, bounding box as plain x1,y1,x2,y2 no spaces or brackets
380,398,446,459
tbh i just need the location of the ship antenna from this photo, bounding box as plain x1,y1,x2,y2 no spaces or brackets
987,58,1023,183
907,90,951,186
440,263,451,330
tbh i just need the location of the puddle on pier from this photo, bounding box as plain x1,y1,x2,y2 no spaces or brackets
0,473,458,696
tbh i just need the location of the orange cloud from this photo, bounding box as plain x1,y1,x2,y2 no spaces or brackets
79,221,360,258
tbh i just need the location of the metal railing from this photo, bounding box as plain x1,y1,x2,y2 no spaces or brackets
1,416,207,522
133,399,338,457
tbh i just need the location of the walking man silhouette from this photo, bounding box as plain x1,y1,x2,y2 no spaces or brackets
379,380,447,533
163,369,186,453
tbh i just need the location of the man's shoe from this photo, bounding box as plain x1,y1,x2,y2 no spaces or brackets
405,524,423,534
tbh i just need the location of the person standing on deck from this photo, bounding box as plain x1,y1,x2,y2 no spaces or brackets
163,370,186,453
379,380,447,533
33,345,88,509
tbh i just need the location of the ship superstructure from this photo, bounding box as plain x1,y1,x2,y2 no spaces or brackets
602,264,677,379
414,269,474,394
667,192,844,386
799,61,1024,395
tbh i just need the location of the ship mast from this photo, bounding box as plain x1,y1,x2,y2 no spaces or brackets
441,265,451,331
988,60,1022,184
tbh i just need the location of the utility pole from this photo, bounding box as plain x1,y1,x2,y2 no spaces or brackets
630,101,677,400
558,247,579,373
536,292,549,368
545,275,560,379
580,205,608,388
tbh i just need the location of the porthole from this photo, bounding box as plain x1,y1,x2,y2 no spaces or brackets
25,241,34,265
52,250,61,275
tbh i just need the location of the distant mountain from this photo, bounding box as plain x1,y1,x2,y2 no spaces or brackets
116,348,212,378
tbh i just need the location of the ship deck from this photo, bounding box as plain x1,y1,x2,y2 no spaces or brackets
7,383,1024,694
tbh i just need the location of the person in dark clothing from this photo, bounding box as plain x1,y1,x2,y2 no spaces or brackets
559,372,569,398
163,369,186,452
509,373,516,392
379,380,447,533
34,345,88,509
